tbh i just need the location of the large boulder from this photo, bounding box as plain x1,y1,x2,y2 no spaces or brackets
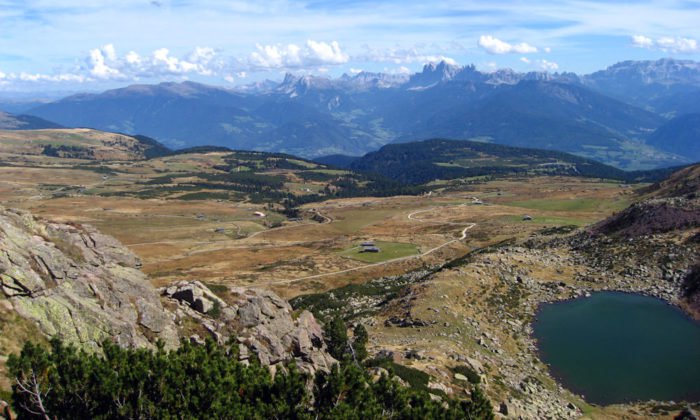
162,280,224,315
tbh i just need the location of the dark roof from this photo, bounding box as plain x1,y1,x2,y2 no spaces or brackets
362,246,381,252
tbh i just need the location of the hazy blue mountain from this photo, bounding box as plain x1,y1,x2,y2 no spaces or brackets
647,114,700,162
583,59,700,113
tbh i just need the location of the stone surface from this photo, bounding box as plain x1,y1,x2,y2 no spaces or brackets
0,206,179,349
163,280,225,315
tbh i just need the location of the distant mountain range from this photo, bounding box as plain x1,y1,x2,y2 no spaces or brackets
17,59,700,169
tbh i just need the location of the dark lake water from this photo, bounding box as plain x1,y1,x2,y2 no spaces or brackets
533,291,700,405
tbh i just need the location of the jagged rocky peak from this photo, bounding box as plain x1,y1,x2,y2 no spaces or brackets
588,58,700,85
276,73,336,96
342,71,409,89
407,60,467,88
423,60,462,77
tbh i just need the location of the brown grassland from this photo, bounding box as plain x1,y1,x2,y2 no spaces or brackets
4,138,675,418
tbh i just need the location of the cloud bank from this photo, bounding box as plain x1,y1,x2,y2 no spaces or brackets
248,40,348,69
632,35,698,53
478,35,538,54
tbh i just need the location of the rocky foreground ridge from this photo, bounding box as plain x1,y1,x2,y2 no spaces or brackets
0,206,335,382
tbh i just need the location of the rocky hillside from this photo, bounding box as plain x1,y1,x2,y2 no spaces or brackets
0,206,336,389
593,164,700,238
642,163,700,199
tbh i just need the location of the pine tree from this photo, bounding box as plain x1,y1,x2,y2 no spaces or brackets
326,316,348,361
351,324,368,362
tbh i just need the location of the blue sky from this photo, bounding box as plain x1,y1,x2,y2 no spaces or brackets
0,0,699,92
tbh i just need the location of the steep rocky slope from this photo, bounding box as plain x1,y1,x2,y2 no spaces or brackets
0,206,336,390
593,164,700,238
0,206,179,349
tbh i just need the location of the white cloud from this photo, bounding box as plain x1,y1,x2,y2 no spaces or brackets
82,44,223,81
520,57,531,64
306,40,348,65
632,35,654,48
349,68,363,74
361,46,456,65
656,37,698,53
478,35,538,54
248,40,348,69
539,59,559,71
632,35,698,53
0,44,229,88
0,71,87,84
88,45,122,79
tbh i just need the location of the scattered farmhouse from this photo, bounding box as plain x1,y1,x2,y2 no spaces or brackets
360,241,381,253
362,246,381,253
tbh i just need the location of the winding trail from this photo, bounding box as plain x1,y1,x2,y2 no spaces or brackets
264,205,476,285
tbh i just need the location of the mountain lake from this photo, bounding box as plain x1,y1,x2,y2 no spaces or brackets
533,291,700,405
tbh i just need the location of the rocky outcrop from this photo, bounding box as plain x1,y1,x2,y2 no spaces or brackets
0,206,179,349
0,207,342,380
163,281,336,376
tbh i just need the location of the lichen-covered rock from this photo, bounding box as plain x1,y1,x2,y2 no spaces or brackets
0,206,178,349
